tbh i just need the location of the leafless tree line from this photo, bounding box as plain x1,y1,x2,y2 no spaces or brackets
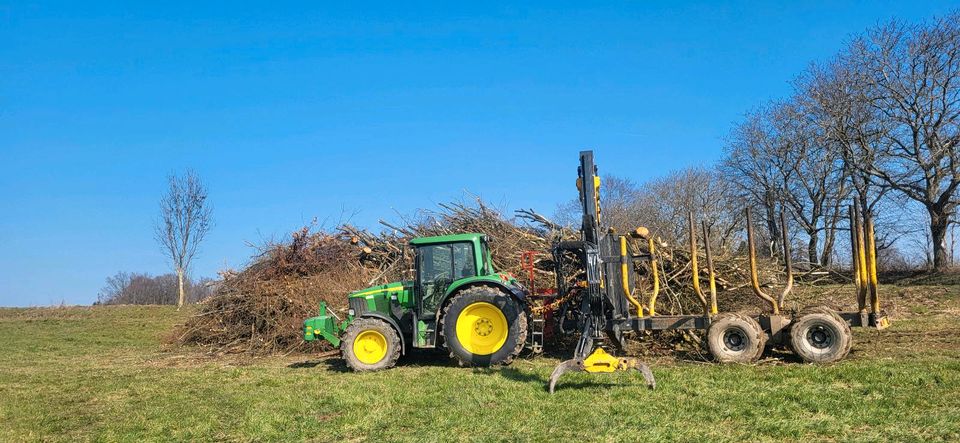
556,168,739,254
725,13,960,271
559,13,960,272
96,272,215,306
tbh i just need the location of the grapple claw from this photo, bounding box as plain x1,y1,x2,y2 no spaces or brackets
623,358,657,390
548,359,582,394
548,349,657,393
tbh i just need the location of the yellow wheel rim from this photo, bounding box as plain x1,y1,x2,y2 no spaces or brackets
353,330,388,365
455,302,509,356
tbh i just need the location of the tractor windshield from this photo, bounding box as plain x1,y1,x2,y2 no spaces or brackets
417,242,476,313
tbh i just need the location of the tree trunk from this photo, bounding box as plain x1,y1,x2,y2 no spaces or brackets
821,202,843,267
807,231,820,266
764,192,780,258
176,268,186,310
930,208,950,271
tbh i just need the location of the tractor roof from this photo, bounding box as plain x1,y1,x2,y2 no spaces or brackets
408,233,486,246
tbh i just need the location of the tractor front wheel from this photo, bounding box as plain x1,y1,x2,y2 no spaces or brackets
441,286,527,367
341,318,402,372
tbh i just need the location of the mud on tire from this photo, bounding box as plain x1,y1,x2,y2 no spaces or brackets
440,286,527,367
707,313,767,363
790,307,852,364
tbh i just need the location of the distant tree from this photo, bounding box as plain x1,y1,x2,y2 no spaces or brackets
635,167,739,252
98,271,133,304
554,170,737,252
96,271,215,305
721,107,788,257
847,15,960,270
554,175,643,232
155,170,213,310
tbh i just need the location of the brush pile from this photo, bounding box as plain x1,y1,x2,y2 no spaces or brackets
173,199,791,356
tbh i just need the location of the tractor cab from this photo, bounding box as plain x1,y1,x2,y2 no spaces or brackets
304,233,529,371
410,233,495,314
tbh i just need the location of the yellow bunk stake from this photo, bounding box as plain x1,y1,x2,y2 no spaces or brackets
849,205,865,312
745,208,780,315
689,213,710,315
647,235,660,316
865,213,880,313
630,227,660,316
778,212,794,311
854,204,869,313
620,236,644,318
701,220,719,315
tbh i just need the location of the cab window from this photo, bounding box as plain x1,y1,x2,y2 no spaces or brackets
417,242,476,312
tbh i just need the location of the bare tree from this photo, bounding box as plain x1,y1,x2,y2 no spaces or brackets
848,15,960,270
554,175,643,232
798,47,926,269
721,107,788,257
635,167,739,251
770,101,851,266
155,170,213,309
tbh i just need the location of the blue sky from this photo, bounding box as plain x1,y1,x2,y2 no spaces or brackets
2,1,957,306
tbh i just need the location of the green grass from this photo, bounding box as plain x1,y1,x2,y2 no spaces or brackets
2,290,960,442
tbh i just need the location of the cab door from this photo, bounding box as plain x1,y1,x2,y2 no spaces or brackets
413,242,477,346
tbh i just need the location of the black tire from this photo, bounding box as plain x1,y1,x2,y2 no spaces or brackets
441,286,527,367
341,317,402,372
790,310,852,363
707,313,766,363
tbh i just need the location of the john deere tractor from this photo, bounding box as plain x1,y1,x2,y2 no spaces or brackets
303,233,529,371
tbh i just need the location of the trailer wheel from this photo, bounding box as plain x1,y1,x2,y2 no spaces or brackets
341,318,402,372
707,313,766,363
790,310,852,363
441,286,527,367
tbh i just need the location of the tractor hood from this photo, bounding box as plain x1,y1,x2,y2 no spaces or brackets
346,281,413,318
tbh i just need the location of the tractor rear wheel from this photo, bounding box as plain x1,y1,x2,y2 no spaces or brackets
441,286,527,367
790,309,852,363
707,313,766,363
341,318,402,372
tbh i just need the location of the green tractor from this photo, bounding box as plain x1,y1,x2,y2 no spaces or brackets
303,233,530,371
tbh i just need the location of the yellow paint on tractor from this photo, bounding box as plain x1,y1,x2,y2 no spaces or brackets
351,285,405,298
455,302,508,356
353,330,388,364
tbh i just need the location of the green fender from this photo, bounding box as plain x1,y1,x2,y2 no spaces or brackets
432,275,528,324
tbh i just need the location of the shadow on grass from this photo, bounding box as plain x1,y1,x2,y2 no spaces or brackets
287,354,353,372
479,367,545,384
500,366,634,393
548,380,621,392
289,349,458,372
287,358,339,370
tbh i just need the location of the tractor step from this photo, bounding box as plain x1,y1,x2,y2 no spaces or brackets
529,313,545,354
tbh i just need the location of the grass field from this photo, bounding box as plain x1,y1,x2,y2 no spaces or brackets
2,286,959,442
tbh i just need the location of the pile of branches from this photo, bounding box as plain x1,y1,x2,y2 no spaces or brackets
173,228,380,354
173,199,792,356
172,200,563,355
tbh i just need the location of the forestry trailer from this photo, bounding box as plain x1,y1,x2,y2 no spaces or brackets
303,150,889,392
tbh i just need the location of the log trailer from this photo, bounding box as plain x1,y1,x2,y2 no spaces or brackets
302,150,889,393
